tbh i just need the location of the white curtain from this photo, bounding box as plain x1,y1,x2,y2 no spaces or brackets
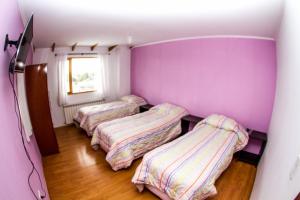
93,54,106,99
99,46,131,101
103,48,121,100
117,46,131,97
57,55,68,106
99,52,118,101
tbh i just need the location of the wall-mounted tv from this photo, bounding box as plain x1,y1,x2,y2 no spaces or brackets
4,14,33,73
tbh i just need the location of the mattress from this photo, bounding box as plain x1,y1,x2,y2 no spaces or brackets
132,114,249,200
74,95,146,136
91,103,188,171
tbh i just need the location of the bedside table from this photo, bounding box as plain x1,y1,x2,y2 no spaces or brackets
181,115,204,135
139,104,154,113
238,130,267,166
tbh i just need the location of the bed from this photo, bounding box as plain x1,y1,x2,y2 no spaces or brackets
91,103,188,171
73,95,146,136
132,114,249,200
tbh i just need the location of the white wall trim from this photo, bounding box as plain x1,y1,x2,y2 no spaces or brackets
133,35,275,48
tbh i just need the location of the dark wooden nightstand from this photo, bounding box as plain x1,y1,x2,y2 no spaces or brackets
181,115,204,135
139,104,154,113
238,130,267,166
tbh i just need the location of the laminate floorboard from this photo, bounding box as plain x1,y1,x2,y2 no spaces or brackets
43,125,256,200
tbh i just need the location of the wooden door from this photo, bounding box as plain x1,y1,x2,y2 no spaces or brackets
25,63,59,156
295,193,300,200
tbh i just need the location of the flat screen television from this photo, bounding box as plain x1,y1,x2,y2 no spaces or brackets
4,14,33,73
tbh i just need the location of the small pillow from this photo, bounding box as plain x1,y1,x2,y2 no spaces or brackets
150,103,188,116
120,95,147,106
150,103,175,113
197,114,249,151
201,114,239,132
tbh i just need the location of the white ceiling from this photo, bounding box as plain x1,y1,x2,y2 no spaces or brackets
18,0,283,48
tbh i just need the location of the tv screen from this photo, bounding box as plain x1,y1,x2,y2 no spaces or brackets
11,15,33,73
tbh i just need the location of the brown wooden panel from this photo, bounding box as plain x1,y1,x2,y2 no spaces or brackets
25,63,59,156
295,193,300,200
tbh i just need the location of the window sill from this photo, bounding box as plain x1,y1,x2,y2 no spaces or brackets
67,90,97,95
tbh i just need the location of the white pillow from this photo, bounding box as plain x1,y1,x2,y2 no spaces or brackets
150,103,188,116
120,95,147,106
196,114,249,152
202,114,238,131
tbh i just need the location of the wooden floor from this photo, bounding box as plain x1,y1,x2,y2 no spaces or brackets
43,125,257,200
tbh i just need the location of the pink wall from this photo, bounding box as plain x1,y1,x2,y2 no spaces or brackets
131,38,276,153
0,0,49,199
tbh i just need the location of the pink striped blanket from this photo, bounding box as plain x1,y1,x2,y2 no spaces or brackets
132,114,248,200
91,103,188,171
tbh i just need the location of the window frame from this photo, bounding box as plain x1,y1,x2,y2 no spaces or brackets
67,57,98,95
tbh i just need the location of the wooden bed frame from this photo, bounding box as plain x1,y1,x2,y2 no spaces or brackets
140,104,268,166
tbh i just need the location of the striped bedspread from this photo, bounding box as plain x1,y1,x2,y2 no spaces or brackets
74,101,140,136
132,114,248,200
91,103,188,171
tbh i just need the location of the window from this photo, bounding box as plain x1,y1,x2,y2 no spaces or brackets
67,57,100,95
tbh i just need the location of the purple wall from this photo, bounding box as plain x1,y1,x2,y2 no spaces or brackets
0,0,49,199
131,38,276,153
